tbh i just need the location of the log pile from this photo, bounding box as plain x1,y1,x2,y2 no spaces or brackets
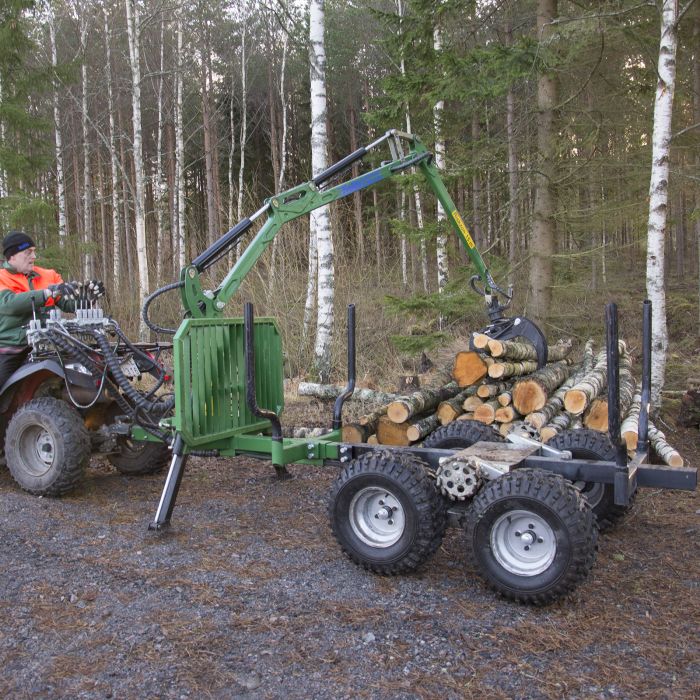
300,335,685,468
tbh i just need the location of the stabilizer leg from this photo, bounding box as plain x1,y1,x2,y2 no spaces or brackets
149,434,188,531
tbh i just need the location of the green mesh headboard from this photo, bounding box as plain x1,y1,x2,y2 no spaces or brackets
173,317,284,446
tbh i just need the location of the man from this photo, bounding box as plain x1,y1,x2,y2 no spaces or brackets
0,230,103,389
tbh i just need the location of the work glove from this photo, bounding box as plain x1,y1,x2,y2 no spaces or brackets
80,279,106,303
44,281,79,301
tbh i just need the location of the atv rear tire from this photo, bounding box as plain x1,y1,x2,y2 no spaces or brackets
421,420,504,449
328,450,447,574
108,438,170,475
548,429,633,530
5,397,90,496
465,469,598,604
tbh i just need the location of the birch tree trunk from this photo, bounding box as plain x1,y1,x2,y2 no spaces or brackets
155,16,166,287
235,15,248,259
646,0,678,407
175,11,186,271
125,0,150,338
433,20,448,300
48,8,67,246
694,7,700,336
529,0,558,329
80,14,93,278
201,28,218,247
309,0,334,382
103,7,121,292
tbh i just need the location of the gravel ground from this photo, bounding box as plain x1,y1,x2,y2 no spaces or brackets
0,404,698,700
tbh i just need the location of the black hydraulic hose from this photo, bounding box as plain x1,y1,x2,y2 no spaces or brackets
92,331,174,415
142,281,184,336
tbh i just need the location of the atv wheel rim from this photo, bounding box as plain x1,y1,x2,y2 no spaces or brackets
19,425,56,477
490,509,556,576
349,487,405,548
574,480,605,509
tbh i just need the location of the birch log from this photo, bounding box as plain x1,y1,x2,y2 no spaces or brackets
473,399,499,425
512,361,572,414
453,352,493,386
477,381,510,399
540,412,573,442
376,416,412,446
648,423,683,467
406,414,442,442
436,386,478,425
583,361,635,432
298,383,398,404
487,338,572,362
489,360,539,380
621,393,641,451
387,382,460,424
564,347,612,415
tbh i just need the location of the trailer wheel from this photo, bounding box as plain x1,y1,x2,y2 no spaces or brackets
421,420,503,449
465,469,597,604
328,450,447,574
5,397,90,496
108,439,170,475
549,429,632,530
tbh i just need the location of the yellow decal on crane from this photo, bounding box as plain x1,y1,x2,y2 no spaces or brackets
451,211,475,248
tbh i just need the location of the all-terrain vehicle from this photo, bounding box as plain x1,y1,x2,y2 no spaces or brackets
0,303,173,495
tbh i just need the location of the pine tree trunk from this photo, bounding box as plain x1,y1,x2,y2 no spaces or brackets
309,0,334,382
529,0,558,328
125,0,150,338
349,104,364,265
202,27,218,247
646,0,678,406
505,17,518,286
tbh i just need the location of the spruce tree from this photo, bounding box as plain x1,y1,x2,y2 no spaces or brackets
0,0,51,234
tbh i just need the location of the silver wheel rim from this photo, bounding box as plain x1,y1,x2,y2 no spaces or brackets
575,480,605,508
18,425,56,477
491,509,556,576
349,486,405,548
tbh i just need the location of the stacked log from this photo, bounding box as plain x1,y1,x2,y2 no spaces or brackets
298,336,683,465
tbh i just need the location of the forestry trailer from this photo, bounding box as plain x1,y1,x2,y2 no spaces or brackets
3,130,696,604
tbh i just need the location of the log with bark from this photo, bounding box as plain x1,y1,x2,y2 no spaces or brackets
540,412,573,443
463,395,484,412
457,412,475,421
621,393,641,452
298,382,399,404
494,405,520,423
486,337,573,362
387,382,460,424
406,414,442,442
376,415,412,446
342,423,370,443
359,406,387,427
477,381,510,399
488,359,540,379
582,360,635,432
452,351,493,386
648,423,684,467
497,391,512,407
512,361,572,415
473,399,499,425
563,346,613,415
436,386,478,425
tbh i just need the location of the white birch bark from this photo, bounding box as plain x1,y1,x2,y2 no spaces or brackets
80,14,93,278
0,76,5,202
228,71,236,230
125,0,150,338
309,0,334,382
235,15,248,259
270,19,290,291
48,8,67,246
645,0,678,407
175,12,186,271
155,16,165,287
103,7,121,289
433,21,448,298
397,0,428,292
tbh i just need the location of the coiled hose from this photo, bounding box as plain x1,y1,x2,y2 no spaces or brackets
142,281,184,336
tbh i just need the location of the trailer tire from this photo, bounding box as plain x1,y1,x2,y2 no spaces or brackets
328,450,447,574
465,469,597,604
5,397,90,496
108,439,170,475
549,429,633,530
421,420,503,449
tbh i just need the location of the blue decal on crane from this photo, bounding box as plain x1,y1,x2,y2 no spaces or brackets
338,170,386,197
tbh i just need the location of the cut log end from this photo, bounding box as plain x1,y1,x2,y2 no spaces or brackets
564,389,588,415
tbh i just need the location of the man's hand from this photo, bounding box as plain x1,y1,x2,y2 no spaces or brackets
81,280,106,302
44,281,79,301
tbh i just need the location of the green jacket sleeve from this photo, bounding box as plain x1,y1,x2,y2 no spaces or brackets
0,288,47,316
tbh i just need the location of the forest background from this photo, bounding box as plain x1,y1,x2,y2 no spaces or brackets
0,0,698,401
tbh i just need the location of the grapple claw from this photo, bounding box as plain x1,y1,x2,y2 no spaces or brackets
473,316,548,369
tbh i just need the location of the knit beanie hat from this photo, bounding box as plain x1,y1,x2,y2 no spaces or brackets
3,231,36,260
